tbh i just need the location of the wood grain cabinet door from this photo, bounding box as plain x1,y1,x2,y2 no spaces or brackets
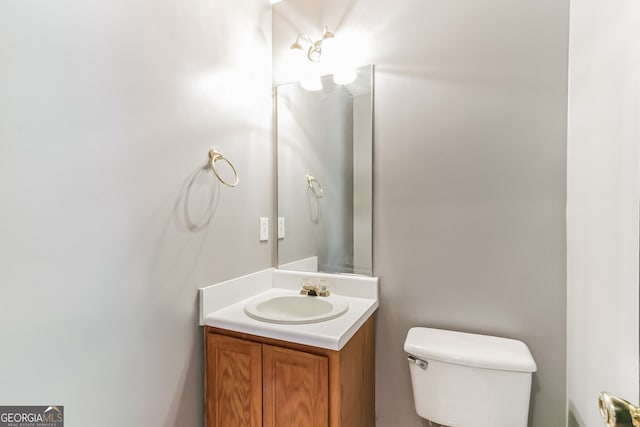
206,333,262,427
263,344,329,427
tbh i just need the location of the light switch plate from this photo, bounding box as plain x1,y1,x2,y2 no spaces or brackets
260,217,269,242
278,217,285,239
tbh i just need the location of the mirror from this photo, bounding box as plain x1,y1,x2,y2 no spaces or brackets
276,64,374,276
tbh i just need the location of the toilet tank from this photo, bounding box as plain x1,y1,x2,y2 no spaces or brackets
404,327,537,427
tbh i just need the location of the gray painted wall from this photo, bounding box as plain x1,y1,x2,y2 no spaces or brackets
0,1,272,426
273,1,569,426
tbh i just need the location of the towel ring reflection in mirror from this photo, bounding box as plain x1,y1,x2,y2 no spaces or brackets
209,148,239,187
306,174,323,198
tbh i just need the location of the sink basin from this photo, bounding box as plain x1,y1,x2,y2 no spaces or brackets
244,294,349,324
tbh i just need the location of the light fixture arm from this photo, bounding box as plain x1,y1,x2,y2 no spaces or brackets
290,27,335,63
290,34,313,50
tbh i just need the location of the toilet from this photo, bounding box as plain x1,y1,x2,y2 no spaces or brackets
404,327,537,427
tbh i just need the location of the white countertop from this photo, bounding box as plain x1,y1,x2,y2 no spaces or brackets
199,268,379,351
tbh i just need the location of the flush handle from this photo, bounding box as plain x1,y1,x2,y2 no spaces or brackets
408,355,428,370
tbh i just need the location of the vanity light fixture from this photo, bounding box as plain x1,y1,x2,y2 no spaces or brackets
290,27,335,62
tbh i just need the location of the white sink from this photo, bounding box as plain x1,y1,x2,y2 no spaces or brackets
244,294,349,324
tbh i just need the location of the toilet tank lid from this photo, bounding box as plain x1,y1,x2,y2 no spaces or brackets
404,327,537,373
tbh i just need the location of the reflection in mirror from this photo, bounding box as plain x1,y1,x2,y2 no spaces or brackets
276,64,373,276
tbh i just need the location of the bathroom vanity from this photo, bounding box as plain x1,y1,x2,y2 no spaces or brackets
205,316,375,427
199,268,378,427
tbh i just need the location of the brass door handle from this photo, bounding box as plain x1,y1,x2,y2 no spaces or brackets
599,392,640,427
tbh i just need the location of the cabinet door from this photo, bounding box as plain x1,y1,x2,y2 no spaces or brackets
206,333,262,427
263,345,329,427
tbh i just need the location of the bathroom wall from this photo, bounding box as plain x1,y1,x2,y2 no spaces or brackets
0,0,271,426
273,0,569,426
567,1,640,426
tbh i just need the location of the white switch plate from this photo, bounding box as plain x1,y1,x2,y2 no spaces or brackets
278,217,285,239
259,217,269,242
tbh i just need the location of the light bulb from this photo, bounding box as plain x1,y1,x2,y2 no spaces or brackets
333,68,357,85
321,35,335,53
300,75,323,91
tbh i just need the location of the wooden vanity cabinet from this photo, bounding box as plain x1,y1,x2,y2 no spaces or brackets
206,334,262,426
204,315,375,427
262,345,329,427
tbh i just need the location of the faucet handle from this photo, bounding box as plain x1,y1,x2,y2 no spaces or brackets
317,278,329,296
317,286,330,297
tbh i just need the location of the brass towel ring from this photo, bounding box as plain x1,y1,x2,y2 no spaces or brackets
306,174,323,198
209,149,239,187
